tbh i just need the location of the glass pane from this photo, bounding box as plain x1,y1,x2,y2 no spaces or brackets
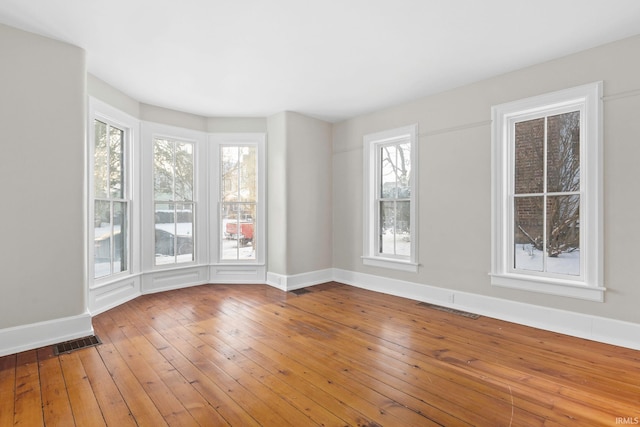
220,146,258,202
175,142,194,201
109,126,124,199
154,138,174,201
379,200,410,256
239,146,257,202
155,203,175,265
395,200,411,256
221,203,256,260
513,196,544,272
546,195,580,275
379,143,410,199
547,111,580,193
221,146,240,203
113,201,127,274
175,203,194,263
94,120,108,199
94,200,111,278
514,118,544,194
380,145,398,198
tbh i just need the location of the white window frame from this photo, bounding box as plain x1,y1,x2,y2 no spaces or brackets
88,97,140,286
210,133,266,267
491,82,604,301
363,124,419,272
142,123,206,271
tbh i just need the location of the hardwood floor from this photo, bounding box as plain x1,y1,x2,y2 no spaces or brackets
1,282,639,426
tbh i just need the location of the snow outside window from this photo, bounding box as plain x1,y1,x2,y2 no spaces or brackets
363,124,418,272
491,82,604,301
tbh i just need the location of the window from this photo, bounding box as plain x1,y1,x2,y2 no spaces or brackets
491,82,604,301
93,119,129,278
220,145,258,261
363,124,418,272
153,137,195,265
210,133,266,267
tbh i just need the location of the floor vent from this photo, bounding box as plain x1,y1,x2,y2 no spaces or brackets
53,335,102,355
417,302,480,319
289,288,311,296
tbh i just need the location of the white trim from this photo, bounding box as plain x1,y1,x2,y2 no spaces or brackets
363,124,418,270
88,275,142,316
0,313,94,357
141,265,209,294
209,264,267,284
491,82,603,299
209,133,267,270
333,268,640,351
362,256,419,272
265,269,334,291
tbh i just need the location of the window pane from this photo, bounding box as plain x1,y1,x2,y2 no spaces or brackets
380,143,411,199
113,201,127,274
94,120,108,199
155,203,175,265
94,200,111,278
514,196,544,272
546,195,580,275
175,142,194,201
154,138,174,201
109,126,124,199
175,203,194,263
514,118,544,194
239,146,257,202
379,201,410,256
221,203,256,260
547,111,580,193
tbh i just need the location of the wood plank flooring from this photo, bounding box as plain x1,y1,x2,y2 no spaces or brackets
1,282,639,426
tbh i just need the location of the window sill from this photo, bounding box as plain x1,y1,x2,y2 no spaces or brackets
490,273,605,302
362,256,419,272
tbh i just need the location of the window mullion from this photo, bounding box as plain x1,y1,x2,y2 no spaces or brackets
542,116,548,273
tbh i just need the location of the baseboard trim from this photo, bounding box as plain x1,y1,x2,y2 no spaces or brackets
333,268,640,351
0,312,94,357
266,268,334,292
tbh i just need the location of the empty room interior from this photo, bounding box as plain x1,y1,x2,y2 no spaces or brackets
1,1,640,425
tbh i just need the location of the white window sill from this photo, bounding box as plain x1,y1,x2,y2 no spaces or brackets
362,256,419,272
490,273,605,302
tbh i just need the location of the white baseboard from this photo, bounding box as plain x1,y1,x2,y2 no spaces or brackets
333,268,640,351
266,268,334,291
0,312,94,357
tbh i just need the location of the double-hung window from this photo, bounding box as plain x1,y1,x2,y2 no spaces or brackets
153,137,195,265
93,118,129,279
210,133,266,268
491,82,604,301
363,124,418,272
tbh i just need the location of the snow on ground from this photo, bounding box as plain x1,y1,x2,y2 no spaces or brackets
514,244,580,276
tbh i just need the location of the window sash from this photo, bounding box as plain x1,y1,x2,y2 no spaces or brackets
93,118,130,279
153,138,196,266
508,108,584,280
363,124,418,271
491,82,603,301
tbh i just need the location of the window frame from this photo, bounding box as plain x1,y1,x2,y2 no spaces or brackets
210,133,266,266
152,134,197,267
363,124,419,272
88,97,138,285
491,82,604,301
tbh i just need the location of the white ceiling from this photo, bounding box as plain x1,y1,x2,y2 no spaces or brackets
1,0,640,122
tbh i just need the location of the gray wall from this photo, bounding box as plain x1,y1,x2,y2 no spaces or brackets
267,112,333,276
333,34,640,324
0,23,86,328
